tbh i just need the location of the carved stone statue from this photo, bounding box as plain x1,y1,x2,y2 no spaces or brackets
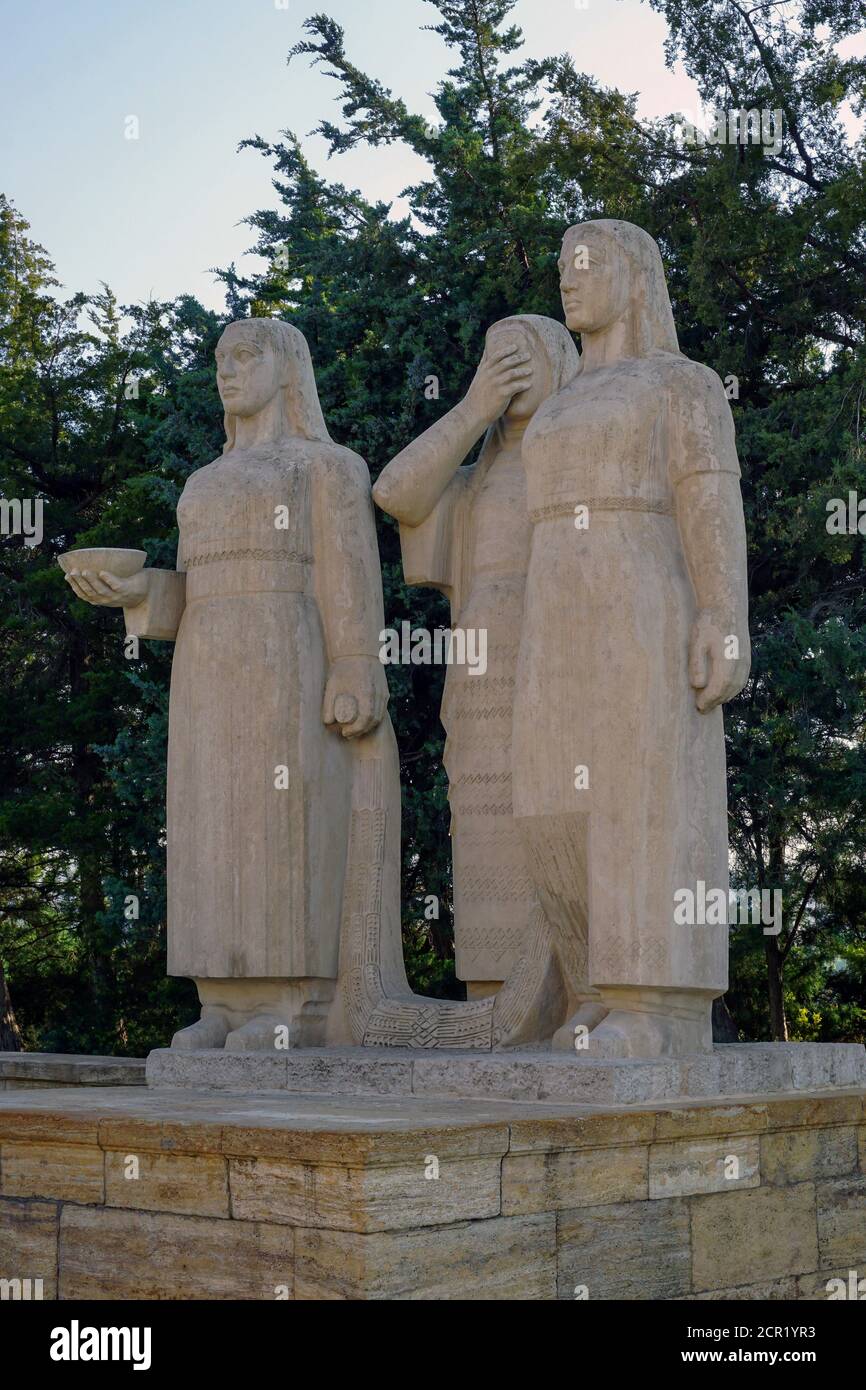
65,320,400,1048
374,315,578,1024
511,220,751,1057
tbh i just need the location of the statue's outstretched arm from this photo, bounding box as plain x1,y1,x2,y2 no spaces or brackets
64,566,186,643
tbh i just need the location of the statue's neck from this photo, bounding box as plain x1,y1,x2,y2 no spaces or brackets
498,416,530,447
579,315,634,372
231,395,293,451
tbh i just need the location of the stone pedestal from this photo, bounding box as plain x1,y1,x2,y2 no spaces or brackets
146,1042,866,1105
1,1062,865,1299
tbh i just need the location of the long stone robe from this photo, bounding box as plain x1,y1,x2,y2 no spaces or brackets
127,438,393,987
399,427,536,986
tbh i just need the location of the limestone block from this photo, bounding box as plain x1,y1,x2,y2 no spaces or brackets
0,1053,145,1087
410,1054,681,1105
761,1127,858,1186
648,1135,759,1199
98,1115,226,1157
815,1176,866,1268
230,1153,500,1232
104,1149,229,1218
765,1094,863,1131
502,1145,648,1216
145,1048,288,1091
680,1277,799,1300
58,1205,293,1300
654,1100,769,1141
295,1212,555,1300
507,1110,656,1154
1,1141,104,1204
0,1196,59,1298
284,1052,414,1096
690,1183,818,1291
557,1196,691,1300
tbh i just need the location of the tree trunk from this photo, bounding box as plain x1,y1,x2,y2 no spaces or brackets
0,960,22,1051
712,994,739,1043
764,933,788,1040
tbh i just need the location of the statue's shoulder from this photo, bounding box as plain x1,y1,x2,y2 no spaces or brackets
656,353,727,403
305,440,372,495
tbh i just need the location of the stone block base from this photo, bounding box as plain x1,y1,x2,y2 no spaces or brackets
1,1081,865,1299
146,1042,866,1105
0,1053,146,1090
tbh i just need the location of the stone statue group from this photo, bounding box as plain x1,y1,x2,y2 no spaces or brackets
64,220,750,1060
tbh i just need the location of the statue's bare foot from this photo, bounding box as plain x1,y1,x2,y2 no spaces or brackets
224,1014,287,1052
551,1001,609,1053
171,1011,230,1051
586,1008,699,1059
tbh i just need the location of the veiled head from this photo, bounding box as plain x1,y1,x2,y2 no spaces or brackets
558,220,679,356
217,319,330,450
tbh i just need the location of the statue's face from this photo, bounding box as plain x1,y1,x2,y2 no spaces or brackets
216,327,283,417
486,323,551,421
558,228,629,334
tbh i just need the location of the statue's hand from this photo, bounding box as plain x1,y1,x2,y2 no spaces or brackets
463,337,533,426
322,656,389,739
689,608,750,712
64,569,149,609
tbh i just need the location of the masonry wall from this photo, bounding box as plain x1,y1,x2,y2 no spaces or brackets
0,1091,864,1299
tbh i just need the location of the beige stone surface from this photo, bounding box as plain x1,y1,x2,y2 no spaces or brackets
649,1135,759,1199
59,1205,293,1300
815,1175,866,1268
0,1196,59,1297
690,1183,818,1290
1,1141,104,1204
502,1144,647,1215
2,1085,865,1300
104,1149,229,1218
230,1153,500,1232
295,1213,555,1300
681,1277,799,1300
557,1196,691,1300
761,1125,858,1185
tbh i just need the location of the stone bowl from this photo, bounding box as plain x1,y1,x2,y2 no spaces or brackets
58,547,147,578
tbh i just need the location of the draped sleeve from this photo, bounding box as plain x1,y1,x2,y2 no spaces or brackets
667,361,740,490
123,570,186,642
399,467,475,621
312,444,385,661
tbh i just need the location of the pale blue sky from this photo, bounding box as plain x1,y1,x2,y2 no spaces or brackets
0,0,861,311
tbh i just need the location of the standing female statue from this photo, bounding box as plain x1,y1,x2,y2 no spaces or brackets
512,221,751,1057
64,318,399,1049
374,316,586,1038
